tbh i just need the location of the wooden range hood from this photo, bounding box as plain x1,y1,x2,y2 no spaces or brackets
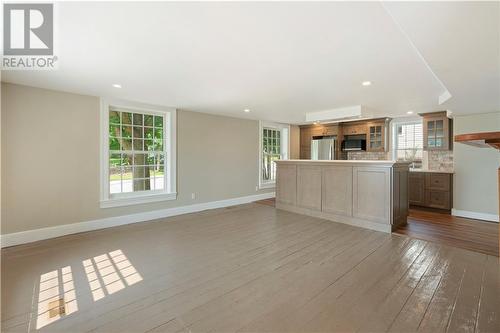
455,131,500,255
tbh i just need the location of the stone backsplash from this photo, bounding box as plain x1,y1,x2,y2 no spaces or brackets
345,150,454,172
347,151,390,160
426,150,454,172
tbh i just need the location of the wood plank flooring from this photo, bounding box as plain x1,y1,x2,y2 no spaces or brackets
2,203,499,333
257,198,500,257
396,208,499,257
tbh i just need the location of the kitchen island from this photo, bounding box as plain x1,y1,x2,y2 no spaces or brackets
275,160,410,233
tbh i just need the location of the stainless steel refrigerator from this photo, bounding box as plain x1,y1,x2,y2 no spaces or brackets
311,136,337,160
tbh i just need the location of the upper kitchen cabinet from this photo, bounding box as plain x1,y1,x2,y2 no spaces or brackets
421,111,453,151
366,119,389,152
299,124,339,159
342,122,367,136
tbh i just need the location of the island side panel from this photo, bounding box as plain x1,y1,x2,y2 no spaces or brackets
392,165,409,229
352,166,391,225
322,165,353,216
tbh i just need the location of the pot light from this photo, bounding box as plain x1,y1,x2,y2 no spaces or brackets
244,109,250,113
112,84,122,88
361,81,371,86
407,110,414,115
313,121,320,125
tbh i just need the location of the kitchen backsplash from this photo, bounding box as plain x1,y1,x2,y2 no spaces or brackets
426,150,454,171
345,150,454,172
347,151,390,160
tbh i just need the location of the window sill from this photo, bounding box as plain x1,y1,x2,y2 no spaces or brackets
100,192,177,208
259,182,276,190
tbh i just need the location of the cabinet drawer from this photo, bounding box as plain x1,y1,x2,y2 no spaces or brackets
425,173,451,191
425,190,451,210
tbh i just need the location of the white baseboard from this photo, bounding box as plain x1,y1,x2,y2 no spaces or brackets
1,192,275,248
451,209,499,223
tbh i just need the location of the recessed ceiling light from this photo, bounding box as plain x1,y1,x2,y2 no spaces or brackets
407,110,414,114
112,84,122,88
313,121,320,124
361,81,372,86
244,109,250,113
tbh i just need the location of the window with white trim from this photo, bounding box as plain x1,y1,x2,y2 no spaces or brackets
100,100,176,208
259,122,289,188
393,121,423,165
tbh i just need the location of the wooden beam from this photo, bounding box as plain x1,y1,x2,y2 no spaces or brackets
454,131,500,150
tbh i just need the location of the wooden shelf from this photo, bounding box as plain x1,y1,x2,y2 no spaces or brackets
454,131,500,150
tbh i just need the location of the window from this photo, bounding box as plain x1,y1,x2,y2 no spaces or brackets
259,121,289,188
393,121,423,165
100,99,176,208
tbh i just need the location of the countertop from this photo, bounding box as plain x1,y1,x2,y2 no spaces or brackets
276,159,410,167
409,168,454,174
276,160,453,173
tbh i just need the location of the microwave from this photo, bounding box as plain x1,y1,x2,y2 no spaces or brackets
341,137,366,151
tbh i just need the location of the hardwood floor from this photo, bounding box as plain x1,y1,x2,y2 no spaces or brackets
258,198,500,257
2,203,499,332
395,208,499,257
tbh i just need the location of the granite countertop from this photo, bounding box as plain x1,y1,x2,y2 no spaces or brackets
409,168,454,174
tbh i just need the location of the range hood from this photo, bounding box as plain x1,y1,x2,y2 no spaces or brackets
305,105,374,123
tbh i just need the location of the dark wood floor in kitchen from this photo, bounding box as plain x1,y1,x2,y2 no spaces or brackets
396,207,499,256
257,198,499,256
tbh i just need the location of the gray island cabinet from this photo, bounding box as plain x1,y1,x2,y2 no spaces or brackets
275,160,410,233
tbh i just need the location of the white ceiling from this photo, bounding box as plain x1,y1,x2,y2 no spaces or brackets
2,1,499,124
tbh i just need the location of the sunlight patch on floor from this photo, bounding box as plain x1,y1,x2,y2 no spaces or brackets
35,266,78,329
83,249,143,302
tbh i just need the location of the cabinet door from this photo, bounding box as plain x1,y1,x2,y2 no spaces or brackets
409,173,425,206
368,125,384,151
424,116,449,150
322,166,352,216
355,124,368,134
300,127,312,159
323,125,338,136
300,127,311,146
342,124,364,135
311,126,324,136
352,167,391,224
342,125,354,135
297,165,322,210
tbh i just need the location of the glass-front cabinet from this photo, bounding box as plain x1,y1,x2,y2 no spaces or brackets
366,120,388,152
422,111,451,151
368,125,383,151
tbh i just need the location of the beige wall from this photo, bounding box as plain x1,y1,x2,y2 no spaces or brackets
453,112,500,219
1,83,273,234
